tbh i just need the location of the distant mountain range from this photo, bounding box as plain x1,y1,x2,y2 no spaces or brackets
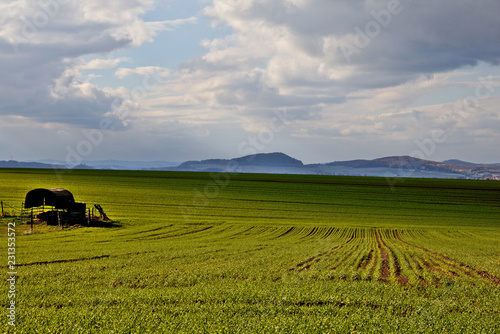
176,152,304,172
0,160,66,169
1,153,499,180
156,153,500,180
443,159,500,167
10,159,180,170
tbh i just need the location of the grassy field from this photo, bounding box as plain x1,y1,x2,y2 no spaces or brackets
1,168,499,333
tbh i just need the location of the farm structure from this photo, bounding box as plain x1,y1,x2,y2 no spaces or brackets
24,188,86,225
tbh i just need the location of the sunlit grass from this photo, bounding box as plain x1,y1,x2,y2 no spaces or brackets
0,169,499,333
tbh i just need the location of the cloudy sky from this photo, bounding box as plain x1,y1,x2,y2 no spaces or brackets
1,0,499,165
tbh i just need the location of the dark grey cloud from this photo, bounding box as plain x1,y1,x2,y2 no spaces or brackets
335,1,500,81
209,0,500,89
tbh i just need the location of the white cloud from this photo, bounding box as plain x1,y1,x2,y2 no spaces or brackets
115,66,170,79
81,57,131,70
0,0,195,127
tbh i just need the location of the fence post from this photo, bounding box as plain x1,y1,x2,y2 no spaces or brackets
1,201,4,217
30,208,33,232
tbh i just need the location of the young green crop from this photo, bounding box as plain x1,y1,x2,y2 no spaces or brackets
0,169,499,333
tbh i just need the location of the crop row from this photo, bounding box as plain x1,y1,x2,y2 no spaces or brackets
280,227,500,286
104,223,500,287
10,221,500,289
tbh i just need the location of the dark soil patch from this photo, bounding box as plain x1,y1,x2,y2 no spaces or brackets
394,231,500,286
358,250,374,269
375,231,390,282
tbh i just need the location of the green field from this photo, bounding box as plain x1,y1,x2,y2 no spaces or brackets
1,168,500,333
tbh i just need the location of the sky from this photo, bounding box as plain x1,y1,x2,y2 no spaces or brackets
0,0,499,165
